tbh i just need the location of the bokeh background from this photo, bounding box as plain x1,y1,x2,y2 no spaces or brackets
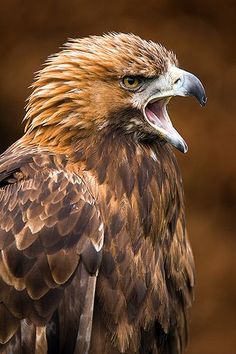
0,1,235,353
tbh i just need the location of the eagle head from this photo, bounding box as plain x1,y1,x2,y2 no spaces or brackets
25,33,206,152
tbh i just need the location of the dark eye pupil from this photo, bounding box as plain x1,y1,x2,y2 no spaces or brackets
127,77,135,85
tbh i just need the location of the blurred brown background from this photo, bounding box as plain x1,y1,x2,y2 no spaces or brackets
0,1,235,353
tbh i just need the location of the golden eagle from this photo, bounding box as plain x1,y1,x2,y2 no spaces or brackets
0,33,206,353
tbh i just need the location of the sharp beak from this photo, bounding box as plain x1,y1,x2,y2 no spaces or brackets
143,67,207,153
173,69,207,107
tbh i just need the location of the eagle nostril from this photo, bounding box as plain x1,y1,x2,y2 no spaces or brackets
174,78,181,85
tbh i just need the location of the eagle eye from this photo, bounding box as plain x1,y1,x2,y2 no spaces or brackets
122,76,142,90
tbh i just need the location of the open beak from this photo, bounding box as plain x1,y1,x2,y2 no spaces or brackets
143,67,206,153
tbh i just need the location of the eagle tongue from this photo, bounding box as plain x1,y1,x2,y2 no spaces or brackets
145,99,171,129
145,99,188,153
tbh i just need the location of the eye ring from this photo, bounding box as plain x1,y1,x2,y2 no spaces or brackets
121,76,142,90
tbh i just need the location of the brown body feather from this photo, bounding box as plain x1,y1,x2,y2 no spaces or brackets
0,33,195,353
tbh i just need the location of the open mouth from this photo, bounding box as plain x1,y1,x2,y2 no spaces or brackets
143,97,188,153
145,97,172,132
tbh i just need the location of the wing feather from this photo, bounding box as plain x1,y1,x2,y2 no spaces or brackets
0,150,104,352
75,265,98,354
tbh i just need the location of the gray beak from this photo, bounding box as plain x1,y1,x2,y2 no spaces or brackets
173,69,207,107
143,66,207,153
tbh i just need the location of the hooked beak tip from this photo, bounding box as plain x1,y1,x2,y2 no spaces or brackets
189,75,206,107
200,95,207,107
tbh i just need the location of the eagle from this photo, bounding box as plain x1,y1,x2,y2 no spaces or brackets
0,33,206,354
